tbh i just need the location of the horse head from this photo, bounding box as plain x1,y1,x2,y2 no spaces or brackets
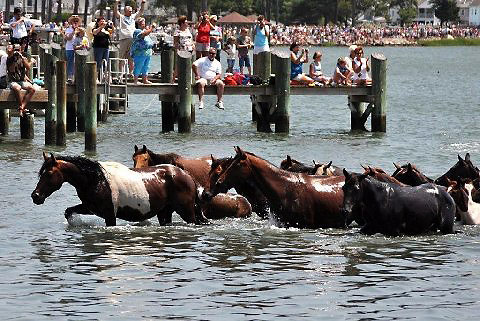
31,152,65,205
132,145,153,168
446,178,469,213
391,162,432,186
280,155,293,171
341,169,368,224
280,155,314,174
436,153,480,187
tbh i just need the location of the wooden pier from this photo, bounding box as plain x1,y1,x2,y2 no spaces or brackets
0,45,387,151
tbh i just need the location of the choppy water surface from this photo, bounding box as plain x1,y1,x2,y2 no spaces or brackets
1,46,480,320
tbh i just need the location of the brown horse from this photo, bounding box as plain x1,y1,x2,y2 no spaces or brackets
206,147,346,229
362,166,407,186
280,155,343,176
435,153,480,187
391,163,433,186
132,145,252,219
31,153,208,226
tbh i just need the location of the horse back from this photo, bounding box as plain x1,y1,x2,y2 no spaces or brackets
174,156,212,187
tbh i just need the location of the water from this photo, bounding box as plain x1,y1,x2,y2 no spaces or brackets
1,46,480,319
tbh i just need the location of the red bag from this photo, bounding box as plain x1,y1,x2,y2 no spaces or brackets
224,75,238,85
233,72,245,86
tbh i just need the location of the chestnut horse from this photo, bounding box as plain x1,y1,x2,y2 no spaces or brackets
362,166,407,186
342,169,455,236
31,153,208,226
132,145,252,219
206,147,346,229
435,153,480,187
392,163,433,186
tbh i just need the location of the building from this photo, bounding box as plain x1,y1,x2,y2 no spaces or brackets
469,0,480,25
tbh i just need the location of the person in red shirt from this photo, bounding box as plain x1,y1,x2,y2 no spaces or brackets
194,11,214,59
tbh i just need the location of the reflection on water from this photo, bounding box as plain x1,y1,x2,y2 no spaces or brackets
1,46,480,319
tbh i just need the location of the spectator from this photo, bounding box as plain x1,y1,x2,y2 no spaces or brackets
0,50,7,89
237,28,252,75
253,15,270,55
192,48,224,110
209,15,222,61
73,28,89,50
172,15,194,83
194,11,213,59
345,45,357,71
131,18,155,85
290,43,314,85
352,46,371,86
64,15,81,82
92,16,114,78
6,44,35,117
309,51,330,85
9,8,31,52
114,0,146,76
224,36,236,74
332,57,352,86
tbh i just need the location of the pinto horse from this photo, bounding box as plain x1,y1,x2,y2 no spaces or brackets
435,153,479,187
206,147,346,229
342,169,455,236
280,155,343,176
447,179,480,225
391,163,433,186
132,145,252,219
31,153,208,226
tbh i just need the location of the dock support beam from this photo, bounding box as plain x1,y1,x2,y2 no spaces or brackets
349,96,366,131
177,51,192,133
85,62,97,152
161,49,175,132
75,50,88,132
56,60,67,146
0,110,8,136
20,114,34,139
44,53,57,145
274,53,290,133
254,51,272,132
371,53,387,132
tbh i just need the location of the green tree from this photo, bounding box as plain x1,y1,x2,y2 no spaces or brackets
429,0,459,25
398,6,416,25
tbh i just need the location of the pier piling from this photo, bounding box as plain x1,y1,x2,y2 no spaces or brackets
56,60,67,146
44,53,57,145
177,51,192,133
20,114,34,139
0,110,9,136
371,53,387,132
85,62,98,152
75,50,89,132
274,53,291,133
161,49,175,132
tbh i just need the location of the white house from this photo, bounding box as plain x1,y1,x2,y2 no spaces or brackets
469,0,480,25
414,0,440,25
457,0,472,24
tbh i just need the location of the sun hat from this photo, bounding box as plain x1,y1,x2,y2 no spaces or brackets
210,15,217,21
68,15,82,25
348,44,357,52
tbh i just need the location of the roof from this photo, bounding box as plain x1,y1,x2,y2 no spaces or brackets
217,12,255,24
246,14,258,22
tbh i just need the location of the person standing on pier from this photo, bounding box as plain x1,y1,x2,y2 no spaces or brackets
114,0,146,77
172,15,194,83
209,15,222,61
92,16,114,79
9,8,31,52
131,18,155,85
194,11,214,59
237,28,252,75
253,15,270,55
192,48,224,110
64,15,81,83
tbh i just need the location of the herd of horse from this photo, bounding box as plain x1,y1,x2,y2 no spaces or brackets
31,147,480,236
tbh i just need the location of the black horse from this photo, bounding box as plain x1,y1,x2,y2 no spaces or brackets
342,169,455,236
435,153,479,187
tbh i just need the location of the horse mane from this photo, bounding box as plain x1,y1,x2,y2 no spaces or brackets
146,149,181,166
39,155,106,187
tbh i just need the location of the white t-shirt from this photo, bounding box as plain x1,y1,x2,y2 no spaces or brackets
193,56,221,80
0,53,7,77
225,44,236,59
353,57,368,80
65,27,75,50
10,17,29,39
174,28,194,52
119,12,138,40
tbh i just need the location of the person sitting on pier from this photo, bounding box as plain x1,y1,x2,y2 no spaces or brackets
0,50,7,89
6,44,35,117
332,57,352,86
192,47,224,110
290,43,314,85
352,46,372,86
309,51,331,86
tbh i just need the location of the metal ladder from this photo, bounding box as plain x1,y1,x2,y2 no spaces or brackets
101,57,129,114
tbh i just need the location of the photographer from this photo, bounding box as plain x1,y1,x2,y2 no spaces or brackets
130,18,155,85
194,11,214,59
92,16,115,77
253,15,270,55
6,44,36,117
9,7,31,52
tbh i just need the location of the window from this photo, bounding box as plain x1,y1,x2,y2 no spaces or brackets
27,0,33,6
461,9,464,15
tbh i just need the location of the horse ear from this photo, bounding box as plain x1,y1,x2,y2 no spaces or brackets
312,160,317,166
134,145,138,152
343,168,351,179
393,162,400,169
326,161,332,168
50,153,56,163
407,163,413,171
142,145,147,153
43,152,49,161
445,177,453,186
458,154,463,162
465,153,471,162
210,154,216,162
361,164,367,170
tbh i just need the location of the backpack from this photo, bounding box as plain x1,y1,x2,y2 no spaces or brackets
223,75,237,85
249,75,263,85
233,72,245,86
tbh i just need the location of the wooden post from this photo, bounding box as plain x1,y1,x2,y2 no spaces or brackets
20,114,35,139
270,52,278,76
56,60,67,146
44,53,57,145
161,48,175,132
275,52,290,133
255,51,272,132
39,44,50,77
371,53,387,132
85,62,97,152
349,96,366,131
75,50,88,132
0,110,9,136
51,43,63,60
177,51,192,133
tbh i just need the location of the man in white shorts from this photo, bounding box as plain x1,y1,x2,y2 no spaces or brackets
114,0,146,75
192,48,224,110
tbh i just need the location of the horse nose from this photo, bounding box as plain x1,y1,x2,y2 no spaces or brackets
201,190,213,202
31,191,44,205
